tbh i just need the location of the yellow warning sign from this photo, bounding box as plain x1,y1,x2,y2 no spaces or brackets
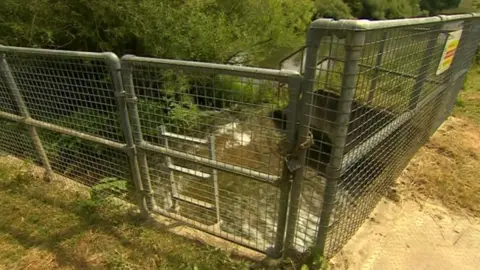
436,29,463,75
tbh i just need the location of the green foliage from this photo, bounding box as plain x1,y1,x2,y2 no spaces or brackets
0,0,313,65
42,107,119,161
420,0,462,15
91,177,130,200
314,0,353,19
455,97,465,108
342,0,432,19
300,246,330,270
344,0,365,17
215,76,281,106
361,0,425,19
76,177,131,220
137,99,203,138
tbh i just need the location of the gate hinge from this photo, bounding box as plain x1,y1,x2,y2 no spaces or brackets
284,130,314,172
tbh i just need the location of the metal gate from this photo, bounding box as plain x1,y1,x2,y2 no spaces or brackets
288,13,480,258
120,55,304,256
1,13,480,261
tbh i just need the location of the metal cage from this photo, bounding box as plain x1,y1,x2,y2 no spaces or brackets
0,13,479,260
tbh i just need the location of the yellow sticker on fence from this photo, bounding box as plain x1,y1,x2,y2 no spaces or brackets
436,29,463,75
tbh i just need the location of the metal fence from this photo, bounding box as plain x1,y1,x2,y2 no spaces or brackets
0,13,479,260
289,14,480,258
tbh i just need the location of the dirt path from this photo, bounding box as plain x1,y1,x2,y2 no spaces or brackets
331,116,480,269
331,199,480,269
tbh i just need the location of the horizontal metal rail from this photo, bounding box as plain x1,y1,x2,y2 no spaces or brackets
318,56,442,85
167,164,212,179
161,130,208,145
138,141,280,184
151,207,263,253
341,111,413,170
0,45,112,59
172,194,215,209
121,55,301,83
342,84,448,171
360,64,441,84
311,13,480,31
0,111,126,150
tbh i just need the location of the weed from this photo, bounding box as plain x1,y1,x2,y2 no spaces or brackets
294,247,330,270
0,157,253,269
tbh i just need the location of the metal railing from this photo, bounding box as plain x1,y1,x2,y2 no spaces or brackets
0,13,479,260
287,13,480,258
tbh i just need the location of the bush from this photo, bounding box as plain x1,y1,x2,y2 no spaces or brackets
0,0,313,65
314,0,353,19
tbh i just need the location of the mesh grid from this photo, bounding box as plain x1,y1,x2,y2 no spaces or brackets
1,52,123,142
0,119,38,162
0,15,478,259
129,64,289,174
39,129,130,190
125,59,296,252
297,18,480,258
0,48,133,201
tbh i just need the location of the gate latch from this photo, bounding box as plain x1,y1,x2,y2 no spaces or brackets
284,131,314,172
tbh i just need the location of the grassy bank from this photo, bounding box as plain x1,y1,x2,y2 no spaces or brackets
0,158,253,270
454,65,480,125
398,63,480,216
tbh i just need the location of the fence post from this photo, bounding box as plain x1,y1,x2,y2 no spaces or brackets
283,27,321,254
368,31,387,103
442,21,477,122
409,26,441,110
268,75,302,258
121,57,157,210
315,30,366,256
104,53,149,217
0,54,54,180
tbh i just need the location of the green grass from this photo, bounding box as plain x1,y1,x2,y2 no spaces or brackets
400,62,480,217
442,0,479,14
0,160,255,270
453,64,480,124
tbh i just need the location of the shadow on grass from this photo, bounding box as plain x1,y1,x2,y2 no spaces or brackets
0,169,252,270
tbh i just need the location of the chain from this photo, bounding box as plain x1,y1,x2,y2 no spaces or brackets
284,130,314,172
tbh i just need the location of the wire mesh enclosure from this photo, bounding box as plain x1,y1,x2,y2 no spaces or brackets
121,56,303,255
293,14,480,258
0,13,479,261
0,47,144,208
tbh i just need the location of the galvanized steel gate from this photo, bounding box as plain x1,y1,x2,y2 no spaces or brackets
121,56,304,257
1,13,480,259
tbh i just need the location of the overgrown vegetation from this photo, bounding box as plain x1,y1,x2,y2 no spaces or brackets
0,1,466,185
399,0,480,215
1,1,477,269
0,158,254,269
0,0,464,60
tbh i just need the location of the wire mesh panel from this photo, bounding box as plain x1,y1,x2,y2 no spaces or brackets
293,14,480,258
0,119,38,162
122,56,302,253
0,47,137,202
0,48,123,142
0,14,479,260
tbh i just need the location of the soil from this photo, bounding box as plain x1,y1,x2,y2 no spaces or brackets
331,116,480,269
331,198,480,270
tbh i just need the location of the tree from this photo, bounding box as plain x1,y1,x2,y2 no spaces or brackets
0,0,314,65
313,0,353,19
344,0,365,18
363,0,425,19
420,0,462,15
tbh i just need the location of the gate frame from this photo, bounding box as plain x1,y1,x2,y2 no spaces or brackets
1,12,479,260
120,55,304,256
297,13,480,258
